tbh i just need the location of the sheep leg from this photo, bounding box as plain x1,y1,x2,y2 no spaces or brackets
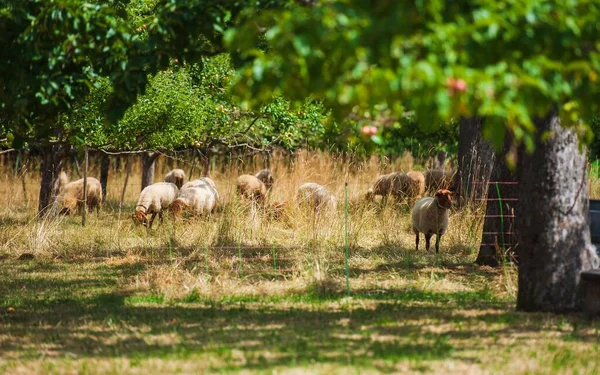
158,211,164,226
415,232,420,251
435,234,441,253
148,213,157,229
425,233,433,251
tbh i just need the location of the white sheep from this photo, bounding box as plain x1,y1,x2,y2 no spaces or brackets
296,182,337,214
181,177,217,193
169,184,218,218
164,168,186,189
133,182,179,228
59,177,103,216
411,189,454,253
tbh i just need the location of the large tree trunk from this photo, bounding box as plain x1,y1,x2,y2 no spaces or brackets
141,152,159,191
476,135,519,267
100,153,110,200
38,144,66,217
516,108,598,312
453,117,495,206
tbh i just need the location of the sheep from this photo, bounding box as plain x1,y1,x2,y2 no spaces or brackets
255,169,274,191
236,174,267,202
425,169,455,192
366,172,419,203
407,171,425,200
59,177,103,216
133,182,179,228
181,177,218,197
411,189,454,253
164,169,186,189
169,184,218,218
296,182,337,214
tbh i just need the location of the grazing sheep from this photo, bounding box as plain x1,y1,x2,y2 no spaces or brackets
407,171,425,200
164,169,186,189
296,182,337,214
181,177,218,197
170,184,218,218
236,175,267,202
366,172,422,202
411,189,454,253
255,169,274,191
133,182,179,228
60,177,103,215
425,169,455,191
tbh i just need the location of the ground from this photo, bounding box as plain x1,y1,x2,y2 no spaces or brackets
1,152,599,374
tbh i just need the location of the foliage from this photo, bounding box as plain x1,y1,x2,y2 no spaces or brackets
63,54,331,152
590,114,600,160
0,0,287,147
225,0,600,151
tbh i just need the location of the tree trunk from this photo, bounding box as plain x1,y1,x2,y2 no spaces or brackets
516,108,599,312
202,148,211,177
476,135,519,267
38,144,65,217
120,155,132,206
453,117,495,206
141,152,158,191
188,148,197,181
100,153,110,200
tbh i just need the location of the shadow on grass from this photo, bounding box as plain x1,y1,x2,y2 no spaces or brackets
0,259,596,373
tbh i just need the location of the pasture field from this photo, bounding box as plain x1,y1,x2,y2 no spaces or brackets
1,151,600,374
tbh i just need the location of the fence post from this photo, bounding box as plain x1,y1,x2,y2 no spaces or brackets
344,182,350,297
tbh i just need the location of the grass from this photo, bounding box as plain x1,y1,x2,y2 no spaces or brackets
0,151,599,374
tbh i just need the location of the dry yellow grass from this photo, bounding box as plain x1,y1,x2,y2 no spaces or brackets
0,150,599,374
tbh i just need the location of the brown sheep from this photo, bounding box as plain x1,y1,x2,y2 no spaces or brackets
407,171,425,200
59,177,103,216
365,172,409,201
236,175,267,202
164,169,185,189
255,169,274,191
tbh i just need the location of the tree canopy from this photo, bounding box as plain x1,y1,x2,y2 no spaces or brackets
225,0,600,152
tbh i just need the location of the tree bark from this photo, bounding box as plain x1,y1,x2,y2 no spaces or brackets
120,155,132,206
453,117,495,206
516,108,599,312
38,144,66,217
100,153,110,200
141,152,159,191
476,135,519,267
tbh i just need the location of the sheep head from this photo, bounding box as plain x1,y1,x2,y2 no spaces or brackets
169,200,188,218
435,189,454,209
132,210,148,226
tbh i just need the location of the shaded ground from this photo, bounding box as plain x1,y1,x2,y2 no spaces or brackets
1,257,599,374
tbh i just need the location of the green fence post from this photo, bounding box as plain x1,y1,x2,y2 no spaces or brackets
344,182,350,297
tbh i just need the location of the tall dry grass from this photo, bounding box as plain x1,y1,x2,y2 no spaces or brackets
0,150,533,299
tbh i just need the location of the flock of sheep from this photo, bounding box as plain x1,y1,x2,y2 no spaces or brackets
56,167,456,252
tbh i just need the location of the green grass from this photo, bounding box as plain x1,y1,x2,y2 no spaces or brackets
0,258,599,374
